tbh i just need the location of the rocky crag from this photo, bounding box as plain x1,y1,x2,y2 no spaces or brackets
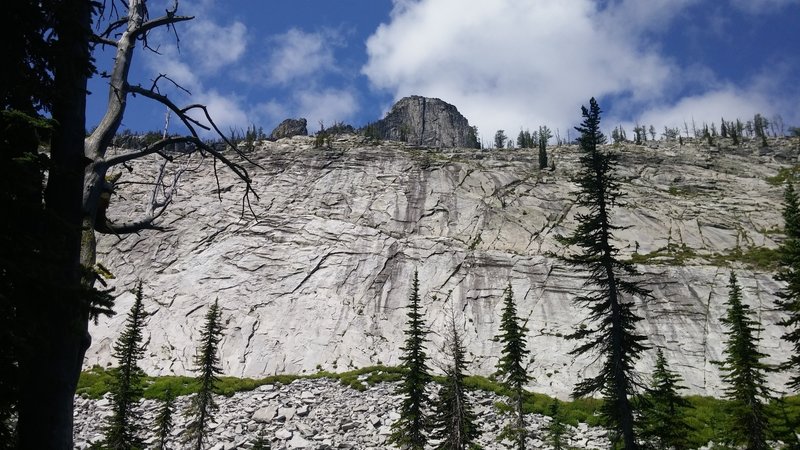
88,133,800,399
74,377,610,449
373,96,478,148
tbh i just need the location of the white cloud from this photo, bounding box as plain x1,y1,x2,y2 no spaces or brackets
295,88,359,129
185,19,248,73
266,28,341,85
362,0,791,142
610,88,772,135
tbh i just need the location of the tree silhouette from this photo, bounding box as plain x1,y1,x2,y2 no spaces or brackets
102,282,148,450
431,307,481,449
185,299,224,450
558,97,650,449
154,388,175,450
494,284,531,449
777,181,800,391
3,2,254,446
638,349,691,450
390,270,432,449
716,272,772,450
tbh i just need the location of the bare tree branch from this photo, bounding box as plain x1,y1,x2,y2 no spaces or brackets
102,136,190,168
131,14,193,40
90,34,119,47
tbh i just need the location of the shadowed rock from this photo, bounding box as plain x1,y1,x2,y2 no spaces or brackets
270,118,308,140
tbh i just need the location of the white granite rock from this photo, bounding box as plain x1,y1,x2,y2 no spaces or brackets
87,136,800,398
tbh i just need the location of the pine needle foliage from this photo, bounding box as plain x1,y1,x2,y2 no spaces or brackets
153,388,175,450
777,181,800,392
390,270,432,450
716,272,772,450
494,284,531,450
432,308,481,450
102,282,148,450
184,299,223,450
545,399,572,450
638,349,691,450
557,97,650,449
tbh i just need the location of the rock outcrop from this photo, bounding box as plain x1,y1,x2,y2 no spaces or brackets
270,118,308,140
74,377,610,449
88,134,800,399
374,96,478,148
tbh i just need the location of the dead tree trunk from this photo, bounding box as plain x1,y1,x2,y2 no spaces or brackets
15,1,255,447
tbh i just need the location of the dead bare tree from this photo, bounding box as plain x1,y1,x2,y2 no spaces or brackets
15,1,257,447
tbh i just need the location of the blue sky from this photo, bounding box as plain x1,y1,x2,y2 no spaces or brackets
87,0,800,144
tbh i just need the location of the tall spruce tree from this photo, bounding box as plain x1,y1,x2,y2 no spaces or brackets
154,388,175,450
545,399,572,450
638,349,691,450
538,126,552,170
185,299,223,450
431,308,480,450
390,270,432,449
777,181,800,391
558,97,650,449
717,272,772,450
102,282,148,450
494,284,531,450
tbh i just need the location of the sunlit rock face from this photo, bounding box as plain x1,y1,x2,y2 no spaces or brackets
375,95,477,148
87,134,799,398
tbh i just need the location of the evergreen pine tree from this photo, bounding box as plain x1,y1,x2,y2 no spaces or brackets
390,270,432,450
494,284,531,450
103,282,148,450
539,126,552,170
154,388,175,450
777,181,800,392
638,349,691,450
545,399,572,450
717,272,771,450
558,97,650,449
184,299,223,450
431,308,481,450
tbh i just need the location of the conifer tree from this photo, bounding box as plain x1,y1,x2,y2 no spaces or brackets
717,272,771,450
390,270,432,450
431,308,481,450
185,299,223,450
154,388,175,450
777,181,800,391
494,284,531,450
558,98,650,449
545,399,572,450
638,349,691,450
102,282,148,450
539,126,552,170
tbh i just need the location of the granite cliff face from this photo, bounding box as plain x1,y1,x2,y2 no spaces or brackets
374,96,477,148
87,134,800,398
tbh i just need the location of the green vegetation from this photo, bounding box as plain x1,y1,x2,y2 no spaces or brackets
431,310,481,449
716,272,772,450
630,243,780,271
767,165,800,186
630,243,698,266
558,97,649,449
638,349,692,449
102,282,148,450
78,364,800,448
776,181,800,393
494,284,531,449
390,270,433,449
185,299,223,450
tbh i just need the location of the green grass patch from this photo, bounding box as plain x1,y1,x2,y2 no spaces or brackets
79,366,800,448
630,243,697,266
709,246,780,271
766,165,800,186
